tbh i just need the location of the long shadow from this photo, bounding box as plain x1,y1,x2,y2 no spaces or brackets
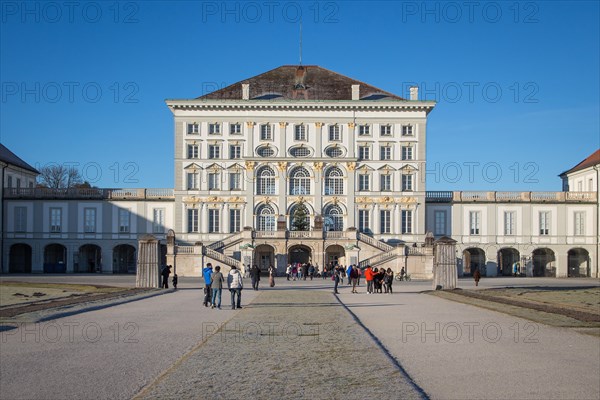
484,285,599,292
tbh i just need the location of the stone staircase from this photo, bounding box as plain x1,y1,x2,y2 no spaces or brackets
358,247,402,269
203,247,240,269
356,232,394,252
206,232,244,251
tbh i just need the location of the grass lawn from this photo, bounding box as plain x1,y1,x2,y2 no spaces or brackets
0,281,126,307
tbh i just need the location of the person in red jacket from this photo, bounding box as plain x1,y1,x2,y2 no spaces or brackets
364,265,374,294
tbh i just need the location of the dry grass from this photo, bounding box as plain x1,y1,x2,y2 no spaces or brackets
0,281,125,307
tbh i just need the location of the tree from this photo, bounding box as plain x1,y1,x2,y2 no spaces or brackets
291,202,310,231
37,165,83,189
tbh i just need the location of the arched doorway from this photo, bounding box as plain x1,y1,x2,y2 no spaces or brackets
77,244,102,273
498,248,520,276
463,248,485,276
289,244,312,265
254,244,275,272
44,244,67,273
113,244,136,274
325,245,345,268
9,244,32,273
532,248,555,277
568,248,590,277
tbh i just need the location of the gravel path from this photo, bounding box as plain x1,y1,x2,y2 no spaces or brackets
136,290,425,400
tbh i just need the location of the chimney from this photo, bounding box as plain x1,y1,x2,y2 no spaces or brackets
352,84,360,100
242,83,250,100
409,86,418,101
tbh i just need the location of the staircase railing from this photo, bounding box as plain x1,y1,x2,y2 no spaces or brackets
203,247,240,268
356,232,394,252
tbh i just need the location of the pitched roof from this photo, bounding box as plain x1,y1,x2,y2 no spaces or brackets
197,65,405,101
560,149,600,176
0,144,39,174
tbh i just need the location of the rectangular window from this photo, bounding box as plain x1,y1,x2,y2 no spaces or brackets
577,181,583,192
329,125,341,141
229,145,241,159
229,172,241,190
187,144,199,159
380,146,392,161
504,211,515,236
574,211,585,235
153,208,165,233
187,209,199,233
186,172,198,190
230,123,241,135
295,125,307,141
401,146,413,160
7,176,12,188
359,174,370,191
380,125,392,136
84,208,96,233
118,209,130,233
16,178,21,188
50,207,62,233
208,209,220,233
208,173,220,190
402,210,412,234
358,146,370,160
260,124,272,140
208,145,220,159
15,207,27,232
434,211,446,236
380,174,391,191
208,123,220,135
402,125,413,136
380,210,391,234
359,210,370,233
402,174,413,191
539,211,550,235
187,123,199,134
469,211,481,235
589,178,594,191
358,125,370,136
229,209,241,233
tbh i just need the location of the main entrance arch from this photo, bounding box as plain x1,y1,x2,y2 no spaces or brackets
463,248,485,276
498,248,520,276
254,244,275,271
532,248,555,277
9,244,32,273
289,245,312,265
44,244,67,273
325,245,345,267
113,244,136,274
568,248,590,277
77,244,102,273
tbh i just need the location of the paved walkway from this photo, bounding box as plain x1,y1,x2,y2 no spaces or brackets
0,276,598,400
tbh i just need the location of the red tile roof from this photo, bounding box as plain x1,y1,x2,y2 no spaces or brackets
197,65,405,101
560,149,600,176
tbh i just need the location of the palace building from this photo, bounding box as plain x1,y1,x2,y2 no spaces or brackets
2,66,598,278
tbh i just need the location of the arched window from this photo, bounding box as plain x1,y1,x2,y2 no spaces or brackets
289,167,311,195
256,167,275,195
323,204,344,231
324,167,343,195
257,204,276,231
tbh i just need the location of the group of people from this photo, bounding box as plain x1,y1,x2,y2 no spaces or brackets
160,265,177,289
285,263,317,280
201,263,244,310
331,264,395,294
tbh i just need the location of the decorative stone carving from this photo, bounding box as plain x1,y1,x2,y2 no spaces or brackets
347,122,355,129
246,121,255,128
346,162,356,171
313,162,324,172
245,161,255,171
277,161,287,172
315,122,323,128
279,122,287,128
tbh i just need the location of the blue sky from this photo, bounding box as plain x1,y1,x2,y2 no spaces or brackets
1,0,598,191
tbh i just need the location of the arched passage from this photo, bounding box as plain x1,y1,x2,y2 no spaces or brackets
568,248,590,277
113,244,136,274
289,244,312,265
77,244,102,273
498,248,520,276
44,244,67,273
532,248,556,277
463,248,485,276
9,244,32,273
325,245,345,268
254,244,275,272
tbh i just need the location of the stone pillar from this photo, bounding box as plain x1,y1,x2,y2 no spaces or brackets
432,236,458,290
166,229,176,274
136,235,160,288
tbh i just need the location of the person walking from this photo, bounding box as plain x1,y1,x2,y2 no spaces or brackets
286,264,292,280
250,264,260,291
211,266,224,309
473,268,481,287
350,265,359,293
308,264,315,280
333,266,341,294
346,265,353,285
384,268,394,294
161,265,171,289
268,265,276,287
227,266,243,309
364,265,374,294
202,263,213,307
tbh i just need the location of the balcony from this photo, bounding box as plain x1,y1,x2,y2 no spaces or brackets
425,191,597,203
3,187,175,200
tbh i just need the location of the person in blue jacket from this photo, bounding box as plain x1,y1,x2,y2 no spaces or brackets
202,263,213,307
